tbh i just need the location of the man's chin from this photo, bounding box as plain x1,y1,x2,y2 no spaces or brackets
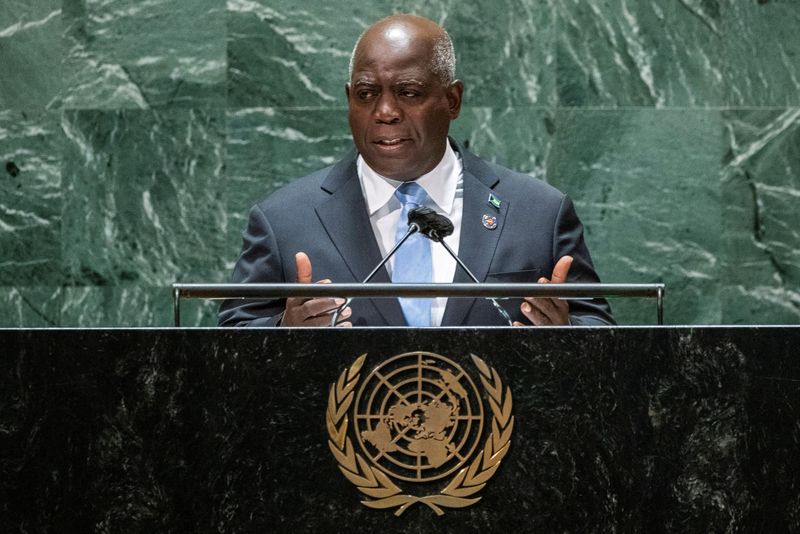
362,153,415,181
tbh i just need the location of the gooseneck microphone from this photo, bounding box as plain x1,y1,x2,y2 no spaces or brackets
407,206,454,241
331,207,513,326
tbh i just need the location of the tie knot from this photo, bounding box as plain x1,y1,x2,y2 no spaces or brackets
394,182,428,208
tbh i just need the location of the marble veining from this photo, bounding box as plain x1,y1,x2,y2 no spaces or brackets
548,109,723,325
61,0,226,109
0,1,62,109
721,109,800,323
0,110,62,287
56,109,227,326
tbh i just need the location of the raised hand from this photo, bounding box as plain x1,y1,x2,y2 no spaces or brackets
280,252,352,327
514,255,572,326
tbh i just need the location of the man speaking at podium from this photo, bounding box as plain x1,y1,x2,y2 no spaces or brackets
219,14,614,328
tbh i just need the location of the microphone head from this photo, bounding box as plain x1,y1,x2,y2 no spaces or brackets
408,207,454,241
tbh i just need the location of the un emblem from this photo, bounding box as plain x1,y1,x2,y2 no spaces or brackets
326,352,514,516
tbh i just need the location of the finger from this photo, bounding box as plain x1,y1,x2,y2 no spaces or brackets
521,300,549,325
512,321,527,327
539,296,568,324
295,252,313,283
550,255,573,284
311,306,351,327
295,304,348,327
303,298,347,319
534,298,565,324
298,314,340,327
334,307,353,326
523,296,570,325
523,297,568,326
325,304,352,322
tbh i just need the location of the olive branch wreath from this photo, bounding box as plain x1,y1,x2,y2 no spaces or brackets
326,353,514,516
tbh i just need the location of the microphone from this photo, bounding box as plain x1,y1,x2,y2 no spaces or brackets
331,207,513,326
407,207,454,241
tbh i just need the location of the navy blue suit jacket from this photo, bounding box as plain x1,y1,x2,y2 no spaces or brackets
218,140,614,327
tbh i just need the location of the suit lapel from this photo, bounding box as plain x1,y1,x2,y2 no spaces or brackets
441,145,508,326
315,154,406,326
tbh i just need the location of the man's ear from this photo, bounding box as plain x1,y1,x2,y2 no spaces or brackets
447,80,464,119
345,83,351,101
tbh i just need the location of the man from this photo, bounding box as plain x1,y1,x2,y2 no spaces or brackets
218,14,613,327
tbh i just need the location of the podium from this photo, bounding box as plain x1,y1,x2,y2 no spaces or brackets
1,327,799,532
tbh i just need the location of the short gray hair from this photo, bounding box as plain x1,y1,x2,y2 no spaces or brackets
348,29,456,85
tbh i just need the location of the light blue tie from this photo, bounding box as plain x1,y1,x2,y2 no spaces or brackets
393,182,432,327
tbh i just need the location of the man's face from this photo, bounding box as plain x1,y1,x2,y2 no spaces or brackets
346,26,463,181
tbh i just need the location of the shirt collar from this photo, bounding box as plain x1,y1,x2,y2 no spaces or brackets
358,142,461,215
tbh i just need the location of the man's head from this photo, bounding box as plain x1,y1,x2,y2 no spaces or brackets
346,14,464,181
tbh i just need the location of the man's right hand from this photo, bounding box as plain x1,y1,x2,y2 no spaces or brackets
280,252,352,327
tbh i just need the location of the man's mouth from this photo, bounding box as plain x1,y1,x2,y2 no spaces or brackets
374,138,410,147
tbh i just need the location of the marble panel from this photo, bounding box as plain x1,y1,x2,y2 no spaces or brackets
429,0,555,107
61,0,226,109
449,106,553,178
0,286,62,326
548,109,723,325
0,0,62,109
721,109,800,324
555,0,722,107
719,1,800,106
224,107,352,250
555,0,800,108
60,109,228,291
0,110,63,286
227,0,553,108
226,1,358,108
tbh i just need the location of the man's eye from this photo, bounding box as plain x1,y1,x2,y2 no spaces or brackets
358,91,376,100
400,91,419,98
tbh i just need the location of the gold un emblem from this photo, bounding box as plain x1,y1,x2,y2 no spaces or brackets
326,352,514,516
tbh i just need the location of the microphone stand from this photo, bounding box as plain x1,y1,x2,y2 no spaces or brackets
429,231,514,326
330,223,421,326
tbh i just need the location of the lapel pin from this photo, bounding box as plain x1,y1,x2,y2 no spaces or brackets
488,193,502,210
482,214,498,230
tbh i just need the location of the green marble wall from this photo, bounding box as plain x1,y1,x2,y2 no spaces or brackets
1,0,798,326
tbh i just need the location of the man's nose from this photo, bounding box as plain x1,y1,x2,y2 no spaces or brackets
374,92,401,123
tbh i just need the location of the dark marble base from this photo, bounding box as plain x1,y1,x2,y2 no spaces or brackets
1,327,799,532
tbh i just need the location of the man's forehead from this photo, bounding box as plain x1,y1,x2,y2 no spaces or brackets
350,44,436,82
351,60,431,81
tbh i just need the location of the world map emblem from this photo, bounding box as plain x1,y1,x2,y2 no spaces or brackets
326,352,514,516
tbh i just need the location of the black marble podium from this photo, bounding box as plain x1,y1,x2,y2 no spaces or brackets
1,327,799,533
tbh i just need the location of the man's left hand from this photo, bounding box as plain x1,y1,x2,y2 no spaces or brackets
514,255,573,326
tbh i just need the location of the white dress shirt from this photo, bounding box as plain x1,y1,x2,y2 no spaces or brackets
357,143,464,326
